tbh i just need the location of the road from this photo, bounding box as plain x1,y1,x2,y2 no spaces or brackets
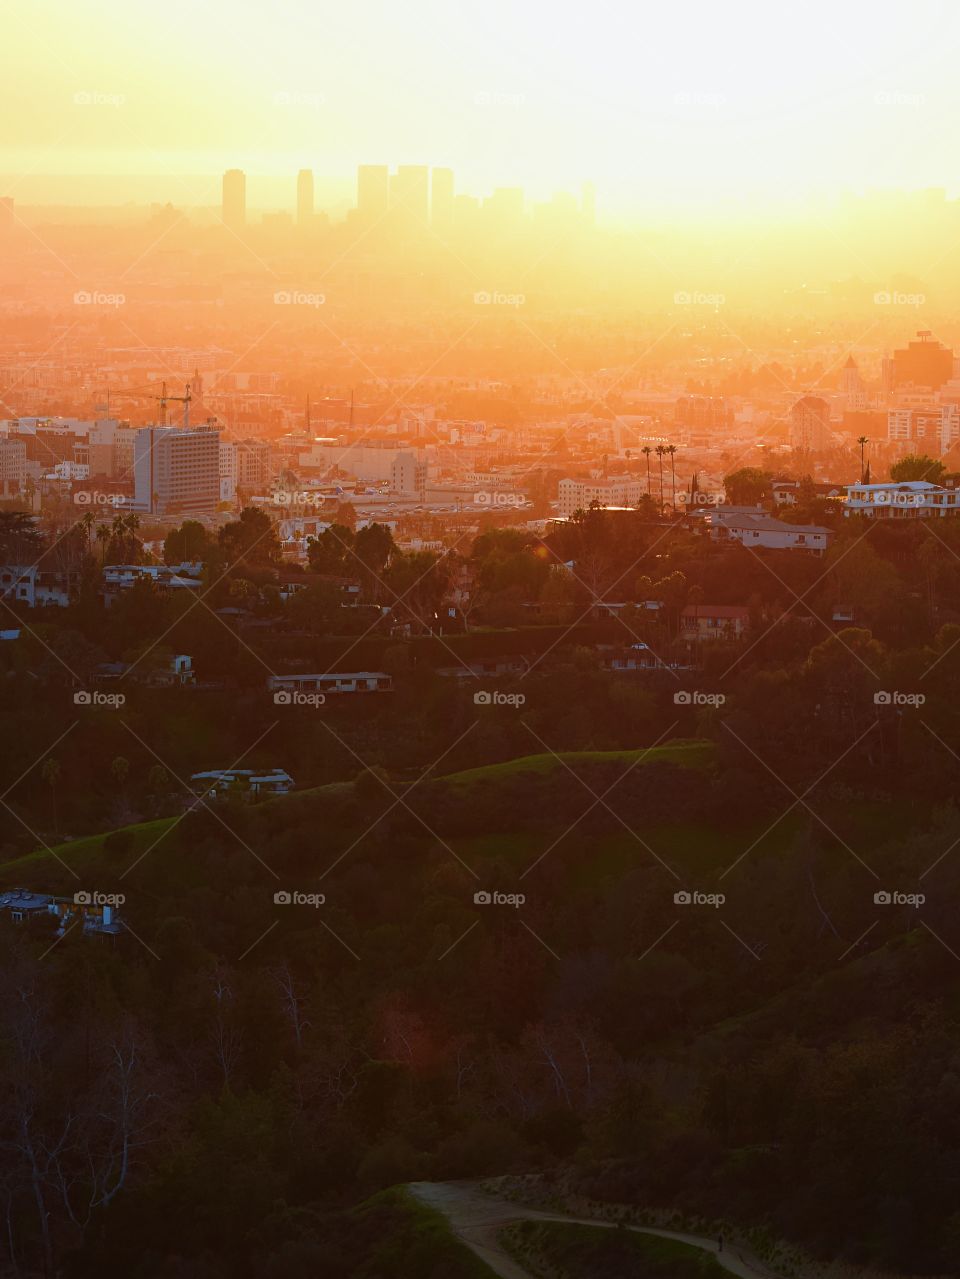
408,1180,781,1279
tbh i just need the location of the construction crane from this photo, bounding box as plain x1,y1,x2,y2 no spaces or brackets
155,380,192,428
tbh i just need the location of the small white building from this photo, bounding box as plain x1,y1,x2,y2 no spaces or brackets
844,481,960,519
0,565,71,607
709,512,833,554
268,671,392,694
191,768,294,798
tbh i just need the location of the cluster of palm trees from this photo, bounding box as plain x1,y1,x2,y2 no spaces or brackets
639,443,680,513
79,510,142,563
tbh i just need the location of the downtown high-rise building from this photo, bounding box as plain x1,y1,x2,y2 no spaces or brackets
356,164,389,222
296,169,314,226
390,165,429,228
222,169,246,230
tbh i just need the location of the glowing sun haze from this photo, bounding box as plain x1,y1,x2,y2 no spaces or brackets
3,0,959,212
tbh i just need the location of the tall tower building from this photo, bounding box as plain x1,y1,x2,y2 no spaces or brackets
222,170,246,231
431,167,454,233
296,169,314,226
391,166,429,229
357,164,389,222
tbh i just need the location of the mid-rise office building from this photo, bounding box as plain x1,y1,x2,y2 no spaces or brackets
390,450,427,498
219,440,238,503
885,330,954,393
790,396,832,451
134,427,220,516
235,438,272,491
0,439,25,497
557,476,643,517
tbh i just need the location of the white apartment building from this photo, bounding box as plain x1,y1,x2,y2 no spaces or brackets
0,565,71,607
219,440,238,503
844,480,960,518
789,396,832,451
87,420,136,481
886,405,960,454
557,476,644,517
134,426,220,516
390,450,427,498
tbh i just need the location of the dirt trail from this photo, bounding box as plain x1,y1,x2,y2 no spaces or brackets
408,1180,781,1279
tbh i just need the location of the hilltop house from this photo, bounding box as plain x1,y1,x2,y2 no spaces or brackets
681,604,750,641
190,768,294,798
709,511,833,555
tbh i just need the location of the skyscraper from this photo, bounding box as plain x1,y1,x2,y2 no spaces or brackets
222,169,246,231
296,169,314,226
357,164,389,223
431,167,454,233
391,166,429,229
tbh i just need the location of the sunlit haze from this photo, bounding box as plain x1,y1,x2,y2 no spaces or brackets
5,0,960,212
4,6,960,1277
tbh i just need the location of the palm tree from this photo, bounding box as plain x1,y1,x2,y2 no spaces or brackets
641,446,653,497
79,510,95,549
655,445,666,512
96,523,111,563
123,512,141,562
667,444,678,512
857,435,868,482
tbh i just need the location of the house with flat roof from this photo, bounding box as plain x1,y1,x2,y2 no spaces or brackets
843,480,960,519
268,671,392,695
190,768,294,798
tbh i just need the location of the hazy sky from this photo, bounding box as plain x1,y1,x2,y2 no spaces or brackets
3,0,959,211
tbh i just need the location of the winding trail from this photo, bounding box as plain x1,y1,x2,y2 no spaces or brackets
409,1180,781,1279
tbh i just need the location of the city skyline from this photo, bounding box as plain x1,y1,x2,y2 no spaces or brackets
6,1,960,212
